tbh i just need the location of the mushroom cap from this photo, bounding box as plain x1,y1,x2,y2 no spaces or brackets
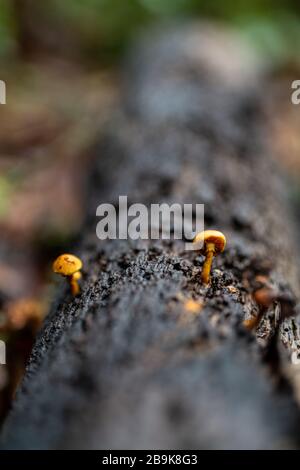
193,230,226,253
52,254,82,276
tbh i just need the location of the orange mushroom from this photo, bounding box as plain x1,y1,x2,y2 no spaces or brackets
193,230,226,284
52,254,83,296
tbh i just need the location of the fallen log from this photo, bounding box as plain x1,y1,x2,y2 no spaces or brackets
2,23,300,450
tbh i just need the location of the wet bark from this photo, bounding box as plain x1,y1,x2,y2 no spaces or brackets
2,23,300,449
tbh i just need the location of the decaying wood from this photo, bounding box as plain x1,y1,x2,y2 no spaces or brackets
1,23,300,449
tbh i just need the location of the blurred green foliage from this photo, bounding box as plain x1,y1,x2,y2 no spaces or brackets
0,175,14,218
0,0,16,57
0,0,299,64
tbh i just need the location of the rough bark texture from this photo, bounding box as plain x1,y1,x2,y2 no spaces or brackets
2,23,300,449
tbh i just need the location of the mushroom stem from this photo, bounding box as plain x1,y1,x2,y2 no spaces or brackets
201,243,215,284
193,231,226,285
70,272,81,296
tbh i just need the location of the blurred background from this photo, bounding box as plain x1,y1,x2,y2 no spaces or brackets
0,0,299,425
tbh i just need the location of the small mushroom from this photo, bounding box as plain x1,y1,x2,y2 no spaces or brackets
70,271,82,296
193,230,226,284
52,254,83,296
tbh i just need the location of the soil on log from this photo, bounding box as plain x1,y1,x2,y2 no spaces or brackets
2,23,300,449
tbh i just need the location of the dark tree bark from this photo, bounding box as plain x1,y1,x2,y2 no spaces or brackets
11,0,37,58
2,23,300,449
12,0,77,60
